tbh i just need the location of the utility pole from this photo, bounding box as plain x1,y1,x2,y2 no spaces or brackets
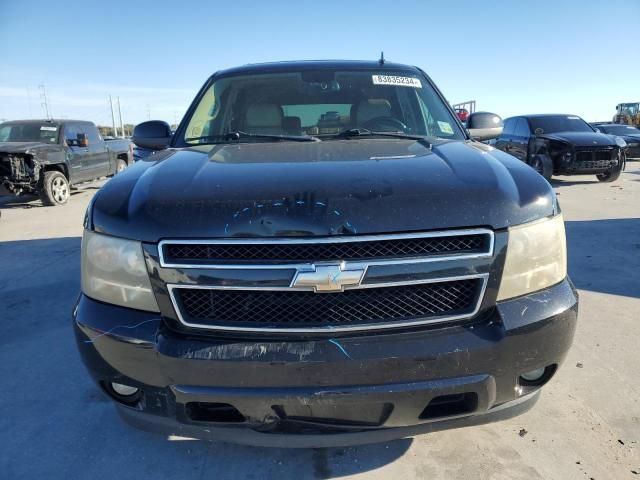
109,95,117,137
117,97,124,137
39,84,51,119
26,86,33,118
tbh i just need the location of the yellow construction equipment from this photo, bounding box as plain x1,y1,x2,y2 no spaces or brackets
613,102,640,127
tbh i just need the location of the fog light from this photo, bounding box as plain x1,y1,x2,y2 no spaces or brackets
111,382,139,396
520,367,546,382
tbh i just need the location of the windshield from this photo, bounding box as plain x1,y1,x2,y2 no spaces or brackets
601,125,640,135
0,123,60,143
180,69,464,145
528,115,594,134
618,103,639,116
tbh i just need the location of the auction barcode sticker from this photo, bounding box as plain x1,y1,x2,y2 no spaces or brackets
40,126,57,131
372,75,422,88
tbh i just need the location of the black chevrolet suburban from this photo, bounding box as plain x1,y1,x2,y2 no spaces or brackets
494,114,626,181
74,60,578,448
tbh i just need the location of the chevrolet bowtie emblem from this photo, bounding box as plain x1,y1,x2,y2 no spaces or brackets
292,264,365,292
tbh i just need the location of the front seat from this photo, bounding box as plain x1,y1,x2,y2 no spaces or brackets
245,104,283,135
352,99,392,127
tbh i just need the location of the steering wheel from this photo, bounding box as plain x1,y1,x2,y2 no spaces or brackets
361,116,408,132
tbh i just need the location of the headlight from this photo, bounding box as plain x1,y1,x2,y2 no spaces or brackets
81,230,159,312
497,215,567,301
614,137,627,148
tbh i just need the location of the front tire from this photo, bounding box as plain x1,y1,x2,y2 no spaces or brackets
40,170,70,206
597,152,625,183
115,158,127,174
530,154,553,181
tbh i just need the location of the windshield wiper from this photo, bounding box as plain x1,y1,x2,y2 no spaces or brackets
186,131,320,144
335,128,432,148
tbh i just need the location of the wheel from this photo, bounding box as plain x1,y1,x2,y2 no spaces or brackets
116,159,127,174
597,168,622,182
40,170,70,206
530,154,553,181
597,152,625,183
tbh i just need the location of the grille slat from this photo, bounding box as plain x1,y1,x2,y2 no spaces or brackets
175,279,480,330
164,234,488,265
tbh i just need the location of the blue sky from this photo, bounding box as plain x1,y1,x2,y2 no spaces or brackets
1,0,638,125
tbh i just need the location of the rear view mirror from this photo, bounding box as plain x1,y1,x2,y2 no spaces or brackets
467,112,503,141
133,120,172,150
77,133,89,147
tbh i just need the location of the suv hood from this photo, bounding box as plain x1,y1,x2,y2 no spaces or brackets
538,131,617,147
91,139,556,242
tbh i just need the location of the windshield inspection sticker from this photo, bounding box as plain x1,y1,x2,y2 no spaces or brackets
438,121,454,134
40,126,57,131
372,75,422,88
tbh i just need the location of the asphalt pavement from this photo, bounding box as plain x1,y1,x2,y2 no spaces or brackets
0,167,638,479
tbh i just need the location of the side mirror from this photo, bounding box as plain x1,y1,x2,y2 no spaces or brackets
77,133,89,147
467,112,503,141
132,120,172,150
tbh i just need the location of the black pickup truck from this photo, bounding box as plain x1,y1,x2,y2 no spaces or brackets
74,60,577,448
0,119,132,205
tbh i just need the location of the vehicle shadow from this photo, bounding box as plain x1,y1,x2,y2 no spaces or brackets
120,434,414,479
0,187,102,210
565,218,640,299
0,193,44,209
0,237,81,342
0,181,104,209
551,178,598,188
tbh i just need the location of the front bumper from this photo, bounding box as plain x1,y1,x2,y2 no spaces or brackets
73,279,578,447
555,148,622,174
0,153,40,195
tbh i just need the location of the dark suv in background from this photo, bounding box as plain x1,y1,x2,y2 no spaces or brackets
494,114,626,181
593,123,640,159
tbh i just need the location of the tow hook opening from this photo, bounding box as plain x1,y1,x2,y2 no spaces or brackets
419,392,478,420
186,402,246,423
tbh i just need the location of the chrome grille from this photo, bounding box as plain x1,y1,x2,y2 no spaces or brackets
160,231,491,267
173,279,481,330
162,229,494,332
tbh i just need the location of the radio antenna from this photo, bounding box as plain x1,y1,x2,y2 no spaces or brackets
379,51,385,65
